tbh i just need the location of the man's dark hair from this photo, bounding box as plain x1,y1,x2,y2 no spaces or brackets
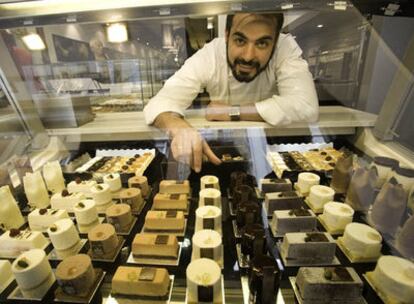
225,13,284,36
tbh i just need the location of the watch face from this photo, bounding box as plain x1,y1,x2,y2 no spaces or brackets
229,106,240,121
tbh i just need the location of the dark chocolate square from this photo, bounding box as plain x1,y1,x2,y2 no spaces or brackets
139,268,156,281
198,285,214,302
304,233,328,242
170,194,180,200
203,218,215,230
155,235,169,245
204,197,214,206
200,248,214,260
205,184,214,189
166,210,177,218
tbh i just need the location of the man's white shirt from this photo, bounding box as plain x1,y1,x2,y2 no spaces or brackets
144,33,318,126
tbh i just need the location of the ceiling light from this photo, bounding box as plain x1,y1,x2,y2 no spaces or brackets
107,23,128,43
22,33,46,50
317,24,324,28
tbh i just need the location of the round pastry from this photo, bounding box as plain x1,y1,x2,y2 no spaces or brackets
128,176,149,197
56,254,96,296
296,172,320,194
105,203,132,231
103,173,122,192
119,188,143,212
73,200,99,226
186,258,222,303
91,183,112,209
48,219,80,251
88,223,118,256
342,223,382,258
192,229,222,264
308,185,335,210
195,206,222,233
322,202,354,231
371,255,414,303
199,188,221,208
200,175,220,190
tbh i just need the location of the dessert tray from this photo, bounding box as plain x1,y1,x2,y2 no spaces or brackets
336,237,381,263
184,275,225,304
127,242,183,267
48,239,88,261
87,236,125,263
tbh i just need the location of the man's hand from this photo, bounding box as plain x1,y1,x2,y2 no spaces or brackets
205,101,232,121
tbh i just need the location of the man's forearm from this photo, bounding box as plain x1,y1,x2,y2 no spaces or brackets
153,112,191,137
240,103,265,122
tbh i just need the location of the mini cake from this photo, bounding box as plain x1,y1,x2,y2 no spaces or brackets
192,230,223,265
330,155,353,194
200,175,220,190
280,232,336,263
132,234,179,259
368,255,414,303
103,173,122,193
48,219,81,252
12,249,56,298
42,161,65,194
0,228,48,256
248,255,279,303
28,208,69,231
112,266,170,298
396,215,414,259
302,150,340,171
241,224,265,258
0,260,13,292
345,167,378,211
195,206,222,233
295,172,320,195
370,177,407,235
340,223,382,259
233,184,256,208
144,211,185,232
271,208,317,234
267,151,290,178
73,200,99,229
236,201,261,228
321,202,354,232
265,191,304,214
159,180,190,194
119,188,144,212
105,203,133,232
67,178,97,196
88,223,119,257
290,151,314,171
51,189,86,212
371,156,399,187
199,188,221,208
23,171,50,208
56,254,96,297
307,185,335,212
260,178,292,194
0,185,25,229
91,183,113,211
128,175,150,197
152,193,188,211
296,267,363,303
186,258,222,303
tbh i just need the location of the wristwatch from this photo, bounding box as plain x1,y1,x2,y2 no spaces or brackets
229,105,240,121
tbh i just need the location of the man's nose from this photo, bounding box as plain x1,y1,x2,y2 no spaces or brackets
242,43,256,62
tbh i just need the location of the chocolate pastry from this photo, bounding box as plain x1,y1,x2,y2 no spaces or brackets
236,201,261,228
233,185,256,208
241,223,266,258
248,255,280,304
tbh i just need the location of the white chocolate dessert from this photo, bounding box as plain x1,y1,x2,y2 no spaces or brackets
0,185,25,229
260,178,292,194
0,260,13,292
199,188,221,208
195,206,222,233
103,173,122,192
105,203,133,231
144,211,185,232
132,234,179,259
200,175,220,190
42,161,65,194
153,193,188,211
23,171,50,209
265,191,304,213
91,183,113,211
50,189,86,212
73,200,99,227
192,230,223,265
321,202,354,232
128,176,150,197
0,228,48,256
112,266,170,298
271,209,317,234
340,223,382,259
280,232,336,263
159,180,190,194
67,179,97,196
186,258,222,303
88,223,119,257
56,254,96,297
307,185,335,212
369,255,414,303
12,249,56,298
28,208,69,231
119,188,144,212
47,219,80,251
296,172,320,195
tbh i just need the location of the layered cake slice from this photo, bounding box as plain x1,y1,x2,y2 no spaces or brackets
271,208,317,235
67,178,97,196
144,211,185,233
88,223,119,258
28,208,69,232
260,178,292,194
0,185,25,229
159,180,190,194
265,191,304,214
0,260,13,293
105,203,133,232
47,219,80,252
0,228,48,256
112,266,170,298
132,234,179,260
51,190,86,212
296,267,363,304
152,193,188,211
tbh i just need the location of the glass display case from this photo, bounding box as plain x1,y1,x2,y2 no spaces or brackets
0,1,413,303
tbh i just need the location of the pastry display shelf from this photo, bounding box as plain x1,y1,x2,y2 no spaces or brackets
46,106,377,142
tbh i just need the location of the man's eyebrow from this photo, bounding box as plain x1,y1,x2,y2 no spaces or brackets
232,32,274,42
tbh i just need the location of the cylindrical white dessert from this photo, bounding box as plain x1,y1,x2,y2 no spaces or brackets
323,202,354,231
199,188,221,208
91,183,112,206
0,185,25,229
23,171,50,208
296,172,320,194
371,255,414,303
186,258,222,303
103,173,122,192
73,200,99,226
342,223,382,258
42,161,65,194
195,206,222,233
47,219,80,251
200,175,220,190
0,260,13,292
192,229,222,265
12,249,55,298
308,185,335,211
